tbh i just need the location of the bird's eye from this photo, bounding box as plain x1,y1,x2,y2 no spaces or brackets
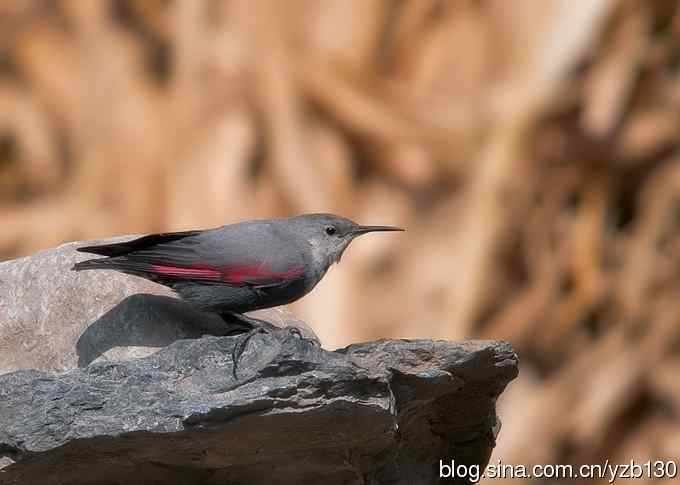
324,225,337,236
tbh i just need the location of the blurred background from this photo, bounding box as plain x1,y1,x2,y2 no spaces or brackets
1,0,679,482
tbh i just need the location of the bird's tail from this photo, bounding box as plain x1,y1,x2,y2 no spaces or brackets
72,258,115,272
71,256,154,280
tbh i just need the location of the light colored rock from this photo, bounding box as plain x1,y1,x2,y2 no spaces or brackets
0,237,318,375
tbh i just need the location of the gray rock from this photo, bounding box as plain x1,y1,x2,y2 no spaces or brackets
0,241,519,484
0,238,317,375
0,332,517,485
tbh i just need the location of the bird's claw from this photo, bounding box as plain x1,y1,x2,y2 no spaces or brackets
287,326,321,347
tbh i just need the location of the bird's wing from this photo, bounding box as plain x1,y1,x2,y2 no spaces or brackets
77,230,203,257
75,224,305,288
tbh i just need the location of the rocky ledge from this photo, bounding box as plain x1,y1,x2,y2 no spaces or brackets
1,333,516,485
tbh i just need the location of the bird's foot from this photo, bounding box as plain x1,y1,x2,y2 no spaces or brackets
220,312,319,379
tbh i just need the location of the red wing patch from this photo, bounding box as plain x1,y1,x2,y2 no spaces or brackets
220,265,303,284
150,264,222,280
150,264,303,285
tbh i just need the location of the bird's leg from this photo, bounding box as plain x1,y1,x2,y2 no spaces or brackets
219,311,314,342
230,326,268,378
217,311,278,335
218,312,278,379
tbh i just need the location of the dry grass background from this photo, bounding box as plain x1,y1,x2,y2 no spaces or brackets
1,0,680,482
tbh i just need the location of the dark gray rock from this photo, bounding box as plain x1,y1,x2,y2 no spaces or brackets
0,240,518,483
0,238,317,375
0,331,517,485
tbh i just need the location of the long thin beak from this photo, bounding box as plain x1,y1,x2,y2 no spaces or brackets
351,225,405,236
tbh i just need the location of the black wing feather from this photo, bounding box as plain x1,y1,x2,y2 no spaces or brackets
76,230,203,257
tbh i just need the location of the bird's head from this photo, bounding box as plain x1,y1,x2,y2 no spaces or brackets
288,213,404,268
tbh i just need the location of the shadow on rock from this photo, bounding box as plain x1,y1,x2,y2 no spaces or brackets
76,294,231,367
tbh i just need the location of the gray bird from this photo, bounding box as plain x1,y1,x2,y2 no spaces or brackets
72,213,403,375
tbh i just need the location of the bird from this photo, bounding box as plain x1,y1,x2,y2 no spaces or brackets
72,213,404,376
